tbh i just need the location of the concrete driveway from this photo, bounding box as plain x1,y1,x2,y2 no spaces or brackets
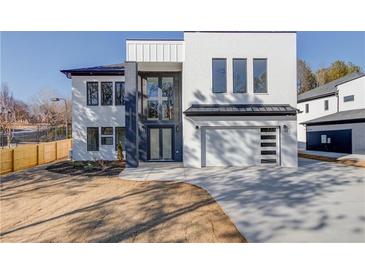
120,159,365,242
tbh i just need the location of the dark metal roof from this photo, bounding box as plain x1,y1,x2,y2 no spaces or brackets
302,108,365,126
61,63,125,78
184,104,298,116
297,72,365,103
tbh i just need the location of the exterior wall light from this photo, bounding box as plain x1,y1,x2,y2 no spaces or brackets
283,125,289,133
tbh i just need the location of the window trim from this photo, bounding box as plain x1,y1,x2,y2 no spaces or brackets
305,103,309,113
100,127,113,146
343,95,354,102
253,58,268,94
87,127,99,151
212,58,227,93
100,81,113,106
115,81,125,106
232,58,247,93
86,82,99,106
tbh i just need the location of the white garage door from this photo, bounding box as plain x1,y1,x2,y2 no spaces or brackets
203,127,279,167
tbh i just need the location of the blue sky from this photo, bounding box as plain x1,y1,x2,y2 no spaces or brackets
1,31,364,101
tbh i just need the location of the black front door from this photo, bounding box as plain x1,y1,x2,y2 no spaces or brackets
147,127,173,161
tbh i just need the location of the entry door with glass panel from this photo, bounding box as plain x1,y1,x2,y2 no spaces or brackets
148,127,173,161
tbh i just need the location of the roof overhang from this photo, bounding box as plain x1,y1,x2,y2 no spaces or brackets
184,104,298,116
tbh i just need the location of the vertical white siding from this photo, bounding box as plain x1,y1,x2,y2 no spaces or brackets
126,40,185,62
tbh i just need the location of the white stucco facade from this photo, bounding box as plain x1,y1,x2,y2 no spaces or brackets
182,32,298,168
72,75,125,161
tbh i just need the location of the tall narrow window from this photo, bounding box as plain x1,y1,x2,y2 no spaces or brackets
87,127,99,151
146,77,174,120
101,127,113,145
324,100,329,111
87,82,98,106
101,82,113,105
212,58,227,93
305,103,309,113
115,127,126,151
233,59,247,93
115,82,125,105
253,59,267,93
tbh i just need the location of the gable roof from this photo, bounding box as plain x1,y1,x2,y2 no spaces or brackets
302,108,365,126
184,104,298,116
297,72,365,103
61,63,125,78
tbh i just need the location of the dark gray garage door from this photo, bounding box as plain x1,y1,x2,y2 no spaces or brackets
306,129,352,153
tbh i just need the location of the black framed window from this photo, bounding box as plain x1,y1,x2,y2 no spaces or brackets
324,100,329,111
115,127,126,151
115,82,125,105
253,59,267,93
101,82,113,105
233,59,247,93
87,127,99,151
87,82,99,106
344,95,354,102
305,103,309,113
101,127,113,145
212,58,227,93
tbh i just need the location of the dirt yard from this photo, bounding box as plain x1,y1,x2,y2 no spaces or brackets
0,161,245,243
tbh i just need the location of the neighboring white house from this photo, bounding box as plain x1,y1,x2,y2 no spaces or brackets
297,72,365,154
62,31,298,168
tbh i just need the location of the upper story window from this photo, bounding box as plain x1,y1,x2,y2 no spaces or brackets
101,82,113,105
212,58,227,93
305,103,309,113
115,82,125,105
87,82,99,106
146,76,174,120
324,100,329,111
344,95,354,102
233,59,247,93
253,59,267,93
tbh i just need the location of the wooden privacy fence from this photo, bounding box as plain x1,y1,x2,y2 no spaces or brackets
0,139,72,175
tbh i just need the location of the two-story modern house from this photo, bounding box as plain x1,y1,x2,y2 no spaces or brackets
62,31,298,168
297,72,365,154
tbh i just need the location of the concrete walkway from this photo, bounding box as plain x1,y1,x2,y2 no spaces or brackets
299,149,365,161
120,159,365,242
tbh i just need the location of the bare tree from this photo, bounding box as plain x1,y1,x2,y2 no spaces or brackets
0,84,30,146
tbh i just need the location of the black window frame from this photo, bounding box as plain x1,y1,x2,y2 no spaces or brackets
233,58,247,93
324,100,329,111
305,103,309,113
115,82,125,106
86,82,99,106
100,127,113,146
87,127,99,151
253,58,268,93
212,58,227,93
115,127,126,151
101,81,113,106
343,95,354,102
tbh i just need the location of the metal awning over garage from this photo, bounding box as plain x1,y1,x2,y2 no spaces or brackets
184,104,298,116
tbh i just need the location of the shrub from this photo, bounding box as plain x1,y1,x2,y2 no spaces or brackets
117,143,124,161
